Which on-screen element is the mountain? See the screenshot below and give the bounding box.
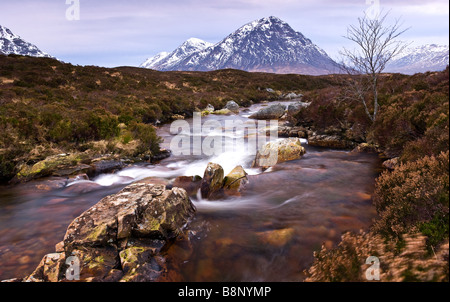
[140,38,213,69]
[0,25,52,58]
[385,44,449,74]
[141,16,340,75]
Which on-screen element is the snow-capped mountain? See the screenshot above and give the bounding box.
[0,25,53,58]
[140,38,213,69]
[386,44,449,74]
[141,16,340,75]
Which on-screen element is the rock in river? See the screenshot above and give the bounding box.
[224,100,240,113]
[249,103,286,120]
[200,162,224,199]
[222,165,249,196]
[24,183,196,282]
[252,138,306,169]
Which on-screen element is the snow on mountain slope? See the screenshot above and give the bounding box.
[140,17,340,75]
[0,25,53,58]
[141,38,213,70]
[385,44,449,74]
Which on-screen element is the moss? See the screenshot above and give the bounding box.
[85,224,109,243]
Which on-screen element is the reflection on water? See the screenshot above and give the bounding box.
[0,101,381,281]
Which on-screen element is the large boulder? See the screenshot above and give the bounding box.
[252,138,306,169]
[222,165,249,196]
[249,103,286,120]
[200,162,224,199]
[64,183,195,248]
[25,183,196,282]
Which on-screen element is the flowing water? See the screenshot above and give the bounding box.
[0,101,381,281]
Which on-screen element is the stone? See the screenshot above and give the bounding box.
[89,160,124,176]
[224,100,240,113]
[222,165,249,196]
[24,183,196,282]
[171,114,185,120]
[352,143,380,153]
[12,153,91,183]
[200,162,224,199]
[249,103,286,120]
[151,149,172,163]
[382,157,399,170]
[25,252,65,282]
[62,182,195,250]
[287,102,308,115]
[55,241,64,253]
[283,92,303,100]
[308,134,355,149]
[252,138,306,169]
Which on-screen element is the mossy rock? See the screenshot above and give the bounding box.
[223,165,249,196]
[253,138,306,169]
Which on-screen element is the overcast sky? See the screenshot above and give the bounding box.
[1,0,448,67]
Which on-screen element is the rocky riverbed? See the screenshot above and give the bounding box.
[0,100,383,282]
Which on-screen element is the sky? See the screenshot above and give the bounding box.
[0,0,449,67]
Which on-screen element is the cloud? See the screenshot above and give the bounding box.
[0,0,447,67]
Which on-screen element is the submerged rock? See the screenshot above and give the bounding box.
[252,138,306,169]
[256,228,295,247]
[249,103,286,120]
[24,183,196,282]
[200,162,224,199]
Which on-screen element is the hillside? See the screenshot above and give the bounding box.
[0,54,338,183]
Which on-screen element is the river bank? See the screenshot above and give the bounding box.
[0,101,382,281]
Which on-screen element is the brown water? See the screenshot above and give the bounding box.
[0,101,381,281]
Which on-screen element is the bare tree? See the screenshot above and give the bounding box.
[340,11,410,122]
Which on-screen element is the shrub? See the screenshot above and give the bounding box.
[372,151,449,246]
[128,122,162,156]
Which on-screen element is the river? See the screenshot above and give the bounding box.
[0,101,381,281]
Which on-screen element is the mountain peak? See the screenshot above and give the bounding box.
[141,17,339,75]
[184,37,211,46]
[140,37,213,69]
[257,16,286,25]
[0,25,18,40]
[0,24,53,58]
